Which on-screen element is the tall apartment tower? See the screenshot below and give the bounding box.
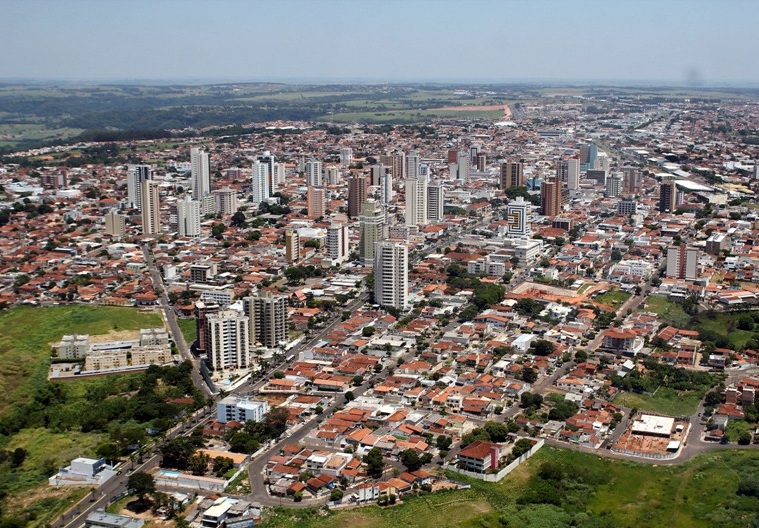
[369,164,384,186]
[359,201,385,266]
[243,292,288,349]
[449,152,470,181]
[666,246,699,280]
[557,158,580,191]
[141,180,161,236]
[191,147,211,203]
[382,171,393,205]
[327,223,350,263]
[326,166,341,186]
[127,165,154,210]
[427,183,444,222]
[500,161,524,190]
[176,195,201,237]
[213,188,238,215]
[476,153,487,172]
[339,147,353,165]
[659,177,678,213]
[405,177,428,226]
[206,309,250,370]
[285,229,300,263]
[251,160,271,205]
[374,241,408,310]
[381,152,405,182]
[104,209,126,238]
[406,154,421,180]
[272,163,287,187]
[605,172,624,198]
[305,159,323,187]
[348,174,368,219]
[505,196,532,238]
[541,178,563,217]
[307,186,325,219]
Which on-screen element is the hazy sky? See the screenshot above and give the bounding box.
[2,0,758,85]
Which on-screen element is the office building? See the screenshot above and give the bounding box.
[557,158,580,191]
[251,160,271,205]
[140,180,161,236]
[659,177,678,213]
[359,200,385,266]
[504,196,532,238]
[606,172,624,198]
[327,223,350,263]
[217,396,269,424]
[541,178,563,217]
[580,143,598,171]
[666,246,699,280]
[126,165,153,210]
[205,309,250,370]
[213,188,238,215]
[176,196,201,237]
[285,229,300,263]
[243,292,288,349]
[104,209,126,238]
[427,183,444,222]
[191,147,211,204]
[585,169,607,185]
[307,186,325,219]
[305,159,323,187]
[405,177,428,226]
[348,174,367,218]
[617,199,638,215]
[500,161,524,190]
[374,241,408,310]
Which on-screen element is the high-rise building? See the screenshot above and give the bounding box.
[382,171,393,205]
[374,241,408,310]
[243,292,288,349]
[504,196,532,238]
[327,223,350,263]
[307,186,325,219]
[476,153,487,172]
[500,161,524,190]
[450,153,470,181]
[213,188,238,216]
[305,159,323,187]
[606,172,624,198]
[339,147,353,165]
[104,209,126,238]
[557,158,580,191]
[369,164,384,186]
[580,143,598,171]
[348,174,367,219]
[205,309,250,369]
[285,229,300,263]
[127,165,153,210]
[141,180,161,236]
[251,160,271,205]
[427,183,444,222]
[191,147,211,203]
[272,163,287,187]
[381,152,405,182]
[405,177,428,226]
[326,166,341,185]
[359,201,384,266]
[666,246,699,280]
[622,167,642,195]
[659,177,678,213]
[541,178,563,217]
[406,154,421,180]
[176,196,201,237]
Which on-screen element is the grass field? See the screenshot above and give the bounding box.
[177,318,197,347]
[691,313,756,350]
[0,305,162,415]
[259,447,759,528]
[643,295,692,327]
[615,387,703,416]
[595,289,631,308]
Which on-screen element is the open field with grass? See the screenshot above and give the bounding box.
[178,318,198,347]
[615,387,704,416]
[643,295,692,327]
[595,288,631,308]
[691,312,756,350]
[260,447,759,528]
[0,305,162,414]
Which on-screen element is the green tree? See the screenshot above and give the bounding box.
[512,438,533,458]
[364,447,385,478]
[400,449,423,472]
[128,472,156,501]
[531,340,555,357]
[521,367,538,384]
[330,488,344,502]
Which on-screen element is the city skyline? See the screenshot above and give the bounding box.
[2,0,759,86]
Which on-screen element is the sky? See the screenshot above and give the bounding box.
[2,0,758,86]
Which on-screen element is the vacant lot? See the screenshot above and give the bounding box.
[0,305,162,414]
[259,447,759,528]
[615,388,704,416]
[644,295,691,327]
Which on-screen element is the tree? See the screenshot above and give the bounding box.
[520,392,543,409]
[362,326,376,337]
[352,375,364,386]
[128,472,156,501]
[400,449,423,472]
[511,438,533,458]
[436,434,452,450]
[484,421,509,442]
[531,340,555,357]
[521,367,538,384]
[10,448,27,468]
[330,488,344,502]
[230,211,246,227]
[345,391,355,402]
[364,447,384,478]
[263,407,290,439]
